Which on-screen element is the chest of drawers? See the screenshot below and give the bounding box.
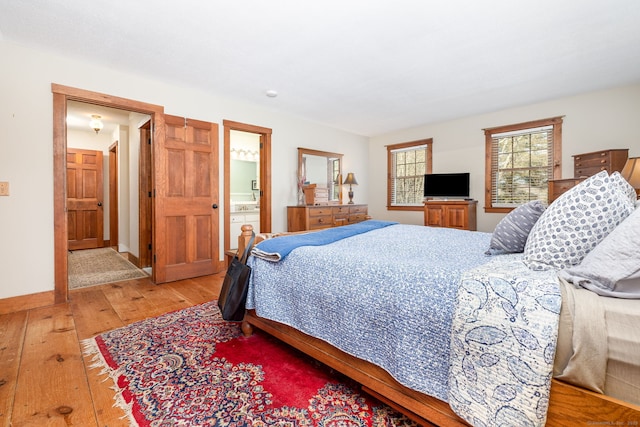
[573,149,628,178]
[549,149,629,202]
[287,204,368,232]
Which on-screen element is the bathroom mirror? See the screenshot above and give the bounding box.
[298,147,343,203]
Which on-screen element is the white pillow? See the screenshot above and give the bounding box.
[523,171,635,270]
[558,206,640,298]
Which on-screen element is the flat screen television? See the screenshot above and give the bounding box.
[423,172,470,198]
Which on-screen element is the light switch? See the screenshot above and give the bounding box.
[0,182,9,196]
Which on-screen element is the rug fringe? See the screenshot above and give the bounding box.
[81,337,140,427]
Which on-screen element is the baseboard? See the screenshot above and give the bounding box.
[0,290,55,315]
[125,251,140,268]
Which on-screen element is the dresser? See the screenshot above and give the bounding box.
[548,178,585,203]
[287,204,368,232]
[423,200,477,231]
[548,148,629,202]
[573,149,628,178]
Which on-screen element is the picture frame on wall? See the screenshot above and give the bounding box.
[251,179,259,190]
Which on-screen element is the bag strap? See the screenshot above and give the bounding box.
[238,231,255,264]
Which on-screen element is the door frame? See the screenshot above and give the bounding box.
[108,141,118,248]
[52,83,164,303]
[138,121,153,270]
[223,120,272,252]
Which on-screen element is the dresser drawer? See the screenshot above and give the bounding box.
[348,214,367,223]
[574,165,609,177]
[349,205,367,214]
[574,156,611,169]
[332,206,350,215]
[308,215,332,228]
[308,207,332,216]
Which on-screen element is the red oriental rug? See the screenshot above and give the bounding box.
[82,301,417,426]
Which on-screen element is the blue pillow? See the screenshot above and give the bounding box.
[486,200,546,255]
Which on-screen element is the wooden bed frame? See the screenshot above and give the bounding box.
[236,225,640,426]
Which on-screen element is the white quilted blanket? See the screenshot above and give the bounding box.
[449,257,561,427]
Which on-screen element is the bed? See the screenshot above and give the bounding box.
[235,171,640,426]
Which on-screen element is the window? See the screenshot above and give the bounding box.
[387,139,433,210]
[484,117,562,213]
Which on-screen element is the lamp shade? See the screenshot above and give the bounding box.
[90,115,104,133]
[343,173,358,185]
[621,157,640,190]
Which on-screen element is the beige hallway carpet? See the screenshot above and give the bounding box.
[68,247,148,289]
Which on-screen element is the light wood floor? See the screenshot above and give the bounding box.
[0,272,225,427]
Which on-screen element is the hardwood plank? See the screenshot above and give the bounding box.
[81,344,129,426]
[0,311,28,424]
[69,286,125,340]
[164,272,224,306]
[100,279,162,323]
[133,280,194,316]
[12,304,96,426]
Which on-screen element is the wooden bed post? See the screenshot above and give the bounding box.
[237,224,254,256]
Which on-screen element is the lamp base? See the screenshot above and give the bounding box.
[348,190,354,204]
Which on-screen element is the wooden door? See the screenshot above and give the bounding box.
[153,115,220,283]
[67,148,104,250]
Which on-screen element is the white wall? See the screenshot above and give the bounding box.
[0,40,368,300]
[369,84,640,232]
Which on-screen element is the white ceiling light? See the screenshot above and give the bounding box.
[90,115,103,133]
[265,89,278,98]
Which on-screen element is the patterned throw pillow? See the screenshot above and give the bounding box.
[523,171,635,270]
[485,200,546,255]
[610,171,638,204]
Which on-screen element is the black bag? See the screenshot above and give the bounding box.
[218,231,255,321]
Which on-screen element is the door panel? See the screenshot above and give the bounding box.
[67,148,104,250]
[154,115,219,283]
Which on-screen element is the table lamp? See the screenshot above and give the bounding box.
[621,157,640,198]
[343,173,358,204]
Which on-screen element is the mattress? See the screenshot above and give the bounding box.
[554,278,640,406]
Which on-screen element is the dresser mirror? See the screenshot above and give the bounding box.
[298,147,343,203]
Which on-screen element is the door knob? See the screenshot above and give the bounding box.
[212,204,218,209]
[97,202,102,206]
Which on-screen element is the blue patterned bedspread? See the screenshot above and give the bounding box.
[246,224,494,401]
[449,257,561,427]
[245,223,560,426]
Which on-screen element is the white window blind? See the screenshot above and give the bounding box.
[490,125,553,207]
[391,144,427,206]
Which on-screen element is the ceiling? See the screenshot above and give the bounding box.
[66,101,135,135]
[2,1,640,137]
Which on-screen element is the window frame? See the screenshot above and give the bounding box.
[484,117,563,213]
[386,138,433,211]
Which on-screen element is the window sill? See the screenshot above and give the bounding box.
[387,205,424,211]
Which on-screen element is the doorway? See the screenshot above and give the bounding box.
[223,120,272,253]
[52,84,164,303]
[65,100,151,280]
